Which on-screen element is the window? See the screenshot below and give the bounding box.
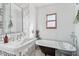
[46,13,57,29]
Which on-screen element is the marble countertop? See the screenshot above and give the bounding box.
[0,38,36,54]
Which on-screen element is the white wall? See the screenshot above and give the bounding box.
[29,4,36,38]
[74,4,79,55]
[23,8,29,38]
[0,4,3,34]
[21,4,37,39]
[37,3,75,43]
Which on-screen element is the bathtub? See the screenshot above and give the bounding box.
[0,37,36,56]
[36,39,77,55]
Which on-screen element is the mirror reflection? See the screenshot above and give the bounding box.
[4,3,23,34]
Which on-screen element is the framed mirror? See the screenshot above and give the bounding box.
[4,3,23,34]
[10,4,23,33]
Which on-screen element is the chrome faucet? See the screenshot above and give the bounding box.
[17,34,22,40]
[17,33,26,40]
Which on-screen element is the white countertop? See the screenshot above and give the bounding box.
[36,39,76,52]
[0,38,36,54]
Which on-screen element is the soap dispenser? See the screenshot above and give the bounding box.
[4,33,8,43]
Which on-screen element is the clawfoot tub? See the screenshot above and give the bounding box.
[36,39,77,56]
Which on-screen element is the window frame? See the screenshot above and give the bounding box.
[46,13,57,29]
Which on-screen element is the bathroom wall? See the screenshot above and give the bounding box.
[0,4,4,34]
[74,4,79,55]
[0,3,3,21]
[23,4,37,38]
[37,3,75,43]
[23,6,29,38]
[28,4,36,38]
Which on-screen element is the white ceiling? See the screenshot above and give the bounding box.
[33,3,52,7]
[15,3,52,9]
[15,3,29,8]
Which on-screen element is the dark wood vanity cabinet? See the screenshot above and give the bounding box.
[39,46,55,56]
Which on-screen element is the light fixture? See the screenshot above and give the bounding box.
[74,10,79,24]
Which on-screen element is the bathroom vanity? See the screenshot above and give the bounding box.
[0,38,36,56]
[36,39,77,56]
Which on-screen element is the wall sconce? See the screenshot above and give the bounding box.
[8,20,13,33]
[74,10,79,24]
